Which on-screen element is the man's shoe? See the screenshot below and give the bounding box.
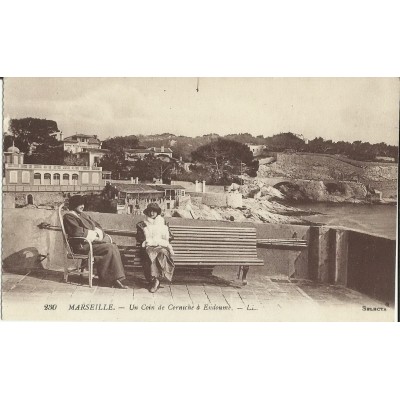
[149,278,160,293]
[113,279,129,289]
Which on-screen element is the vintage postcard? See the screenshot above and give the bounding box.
[1,77,398,321]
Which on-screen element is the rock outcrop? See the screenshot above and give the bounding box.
[172,195,310,225]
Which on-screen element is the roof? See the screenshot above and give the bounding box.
[112,183,163,194]
[80,148,109,153]
[152,184,185,190]
[125,149,150,154]
[63,134,101,145]
[6,146,20,153]
[125,147,173,154]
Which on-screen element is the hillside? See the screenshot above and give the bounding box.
[257,153,398,198]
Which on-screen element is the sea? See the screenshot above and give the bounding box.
[296,202,398,240]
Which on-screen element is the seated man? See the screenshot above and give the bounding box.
[63,195,129,289]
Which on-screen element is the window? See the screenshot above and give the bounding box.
[22,171,30,183]
[82,172,89,184]
[44,173,51,185]
[72,174,78,184]
[13,155,18,164]
[62,173,70,185]
[9,171,18,183]
[34,173,41,185]
[92,173,99,184]
[53,173,60,184]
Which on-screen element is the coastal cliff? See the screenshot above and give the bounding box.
[256,152,398,202]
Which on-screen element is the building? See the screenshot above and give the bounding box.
[49,131,64,141]
[3,146,106,208]
[76,148,110,166]
[245,143,265,156]
[104,181,186,214]
[375,156,396,162]
[62,133,110,167]
[63,134,102,154]
[124,146,173,162]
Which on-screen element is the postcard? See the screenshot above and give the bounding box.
[1,77,398,321]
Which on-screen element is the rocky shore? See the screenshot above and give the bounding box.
[167,175,397,225]
[170,198,313,225]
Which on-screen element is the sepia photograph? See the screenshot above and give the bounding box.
[1,77,398,321]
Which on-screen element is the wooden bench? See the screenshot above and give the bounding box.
[114,224,264,285]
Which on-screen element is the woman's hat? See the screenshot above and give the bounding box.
[68,195,85,210]
[143,202,162,216]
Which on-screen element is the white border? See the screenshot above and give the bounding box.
[1,1,399,399]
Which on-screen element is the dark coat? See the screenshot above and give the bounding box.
[63,211,102,239]
[63,212,125,283]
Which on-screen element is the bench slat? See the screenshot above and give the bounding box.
[116,225,264,282]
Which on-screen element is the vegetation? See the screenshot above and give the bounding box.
[127,155,175,183]
[191,138,258,184]
[5,118,66,164]
[102,135,140,152]
[4,117,397,185]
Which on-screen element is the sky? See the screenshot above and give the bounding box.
[3,77,399,145]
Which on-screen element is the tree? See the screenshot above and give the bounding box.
[128,155,174,183]
[102,135,140,152]
[5,117,66,165]
[99,135,141,178]
[64,153,87,166]
[98,152,129,179]
[265,132,306,152]
[25,144,66,165]
[191,138,255,183]
[8,118,59,154]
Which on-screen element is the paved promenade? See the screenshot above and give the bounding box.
[1,266,394,321]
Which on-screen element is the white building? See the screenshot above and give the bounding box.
[245,143,265,156]
[3,145,105,208]
[124,146,173,162]
[63,134,102,154]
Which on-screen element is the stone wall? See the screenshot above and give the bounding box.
[199,192,243,207]
[2,209,395,304]
[15,192,66,207]
[363,165,398,181]
[3,191,103,209]
[226,192,243,207]
[275,153,398,181]
[201,193,227,207]
[308,226,396,304]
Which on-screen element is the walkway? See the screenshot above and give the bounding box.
[1,266,393,321]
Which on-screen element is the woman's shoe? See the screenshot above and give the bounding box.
[149,278,160,293]
[113,279,129,289]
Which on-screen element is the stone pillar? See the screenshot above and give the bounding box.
[202,180,206,193]
[308,226,331,282]
[195,180,199,192]
[308,226,349,285]
[330,228,349,286]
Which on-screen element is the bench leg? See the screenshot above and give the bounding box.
[237,266,249,286]
[88,253,94,288]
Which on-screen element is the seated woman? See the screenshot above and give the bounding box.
[63,195,129,289]
[136,203,175,293]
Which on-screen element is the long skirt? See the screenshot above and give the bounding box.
[73,242,126,283]
[142,246,175,283]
